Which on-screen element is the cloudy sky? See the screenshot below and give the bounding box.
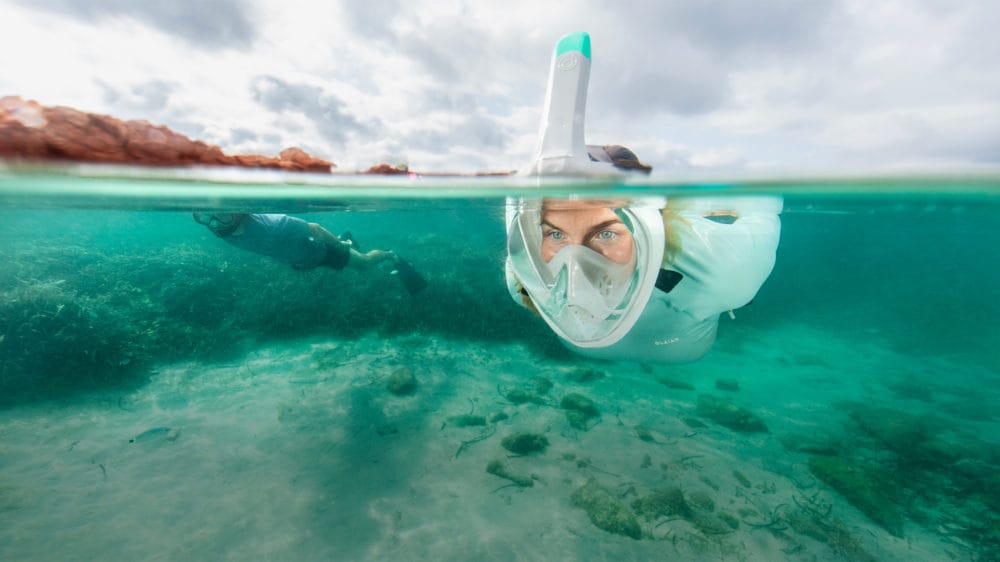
[1,0,998,174]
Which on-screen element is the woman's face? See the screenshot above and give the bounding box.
[540,201,635,264]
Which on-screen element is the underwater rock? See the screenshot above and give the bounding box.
[488,411,509,424]
[128,426,180,444]
[634,425,655,443]
[571,480,642,539]
[561,393,600,431]
[532,376,554,394]
[715,378,740,392]
[446,414,487,428]
[732,470,752,489]
[632,487,739,536]
[696,394,769,433]
[808,455,904,537]
[656,375,694,390]
[0,96,334,172]
[486,460,534,487]
[682,417,707,429]
[504,388,547,405]
[565,411,591,431]
[691,513,736,535]
[687,490,716,513]
[717,511,740,530]
[386,366,418,395]
[375,424,398,436]
[561,393,599,416]
[501,432,549,455]
[841,402,955,468]
[631,487,692,520]
[786,503,877,562]
[565,368,605,383]
[779,433,842,456]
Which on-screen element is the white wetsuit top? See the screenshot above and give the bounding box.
[505,196,782,363]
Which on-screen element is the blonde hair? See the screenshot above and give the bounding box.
[661,206,686,266]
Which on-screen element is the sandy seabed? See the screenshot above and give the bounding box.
[0,322,996,561]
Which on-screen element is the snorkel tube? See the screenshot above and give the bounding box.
[520,32,620,176]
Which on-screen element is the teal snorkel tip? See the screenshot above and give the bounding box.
[556,31,591,60]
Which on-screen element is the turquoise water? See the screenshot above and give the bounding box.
[1,167,999,561]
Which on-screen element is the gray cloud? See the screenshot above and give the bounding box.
[592,46,729,116]
[97,79,176,113]
[337,2,514,87]
[404,112,510,154]
[337,0,401,42]
[15,0,257,48]
[585,0,842,117]
[94,78,207,140]
[868,117,1000,166]
[654,0,841,58]
[399,35,462,83]
[250,76,378,147]
[228,127,260,145]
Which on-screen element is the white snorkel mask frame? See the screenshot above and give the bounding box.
[507,198,665,347]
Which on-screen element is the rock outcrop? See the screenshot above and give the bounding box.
[0,96,334,172]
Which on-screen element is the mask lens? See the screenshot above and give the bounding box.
[209,215,234,228]
[506,199,665,347]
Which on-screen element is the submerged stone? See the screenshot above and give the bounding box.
[631,487,691,520]
[696,394,768,433]
[779,433,843,456]
[841,402,955,469]
[561,393,600,430]
[386,366,417,395]
[656,376,694,390]
[717,511,740,530]
[732,470,752,489]
[561,393,600,417]
[692,513,736,535]
[687,490,716,513]
[501,432,549,455]
[682,417,707,429]
[532,376,553,394]
[786,504,877,562]
[488,411,509,424]
[571,480,642,539]
[128,426,179,444]
[565,368,605,383]
[808,455,904,537]
[447,414,487,427]
[634,425,655,443]
[715,378,740,392]
[486,460,533,487]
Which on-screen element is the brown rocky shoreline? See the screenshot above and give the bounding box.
[1,95,336,173]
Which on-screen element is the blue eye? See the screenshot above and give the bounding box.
[548,230,565,240]
[597,230,616,240]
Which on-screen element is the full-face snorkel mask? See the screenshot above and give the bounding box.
[507,198,665,347]
[193,212,244,237]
